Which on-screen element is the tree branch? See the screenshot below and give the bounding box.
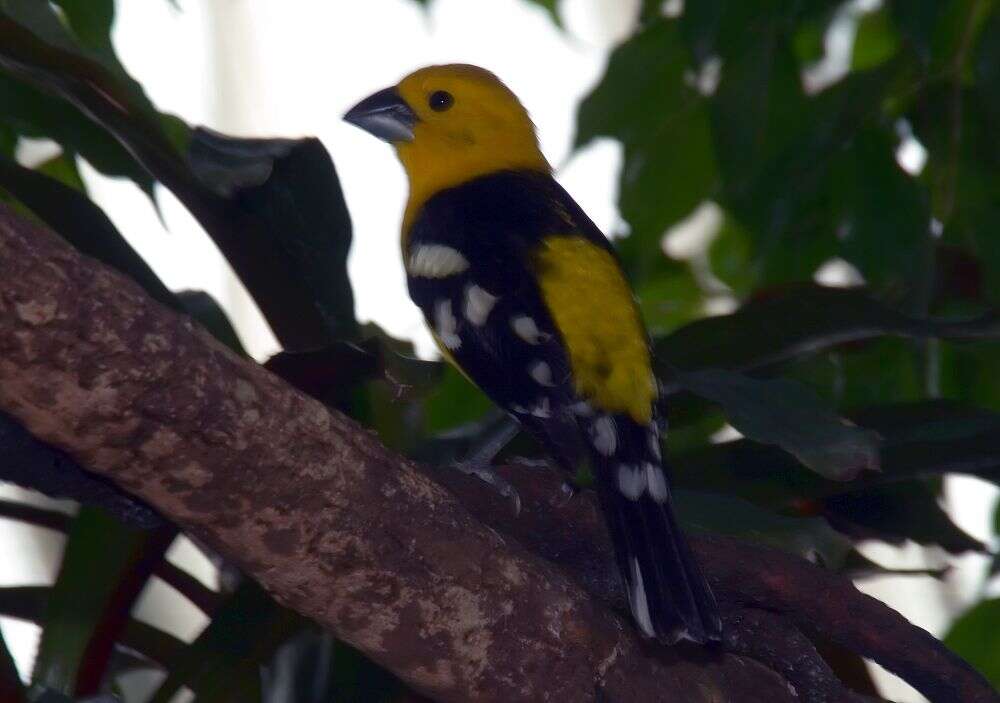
[0,203,993,702]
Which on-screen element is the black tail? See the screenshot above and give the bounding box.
[589,417,721,644]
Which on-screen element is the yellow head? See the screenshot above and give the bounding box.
[345,64,551,231]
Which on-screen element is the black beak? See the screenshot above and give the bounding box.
[344,87,417,143]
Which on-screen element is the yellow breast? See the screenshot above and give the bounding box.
[533,236,656,423]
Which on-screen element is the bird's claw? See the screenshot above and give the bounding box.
[550,480,578,508]
[450,460,522,516]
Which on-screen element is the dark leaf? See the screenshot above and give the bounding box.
[654,283,1000,374]
[31,508,174,695]
[48,0,116,62]
[0,154,178,311]
[890,0,993,73]
[674,490,852,568]
[827,128,931,296]
[0,626,24,703]
[264,629,406,703]
[0,15,355,350]
[176,290,248,356]
[148,580,300,703]
[0,124,15,156]
[991,501,1000,577]
[975,8,1000,120]
[673,369,880,480]
[189,128,357,345]
[943,598,1000,689]
[0,411,164,529]
[675,399,1000,511]
[0,586,187,669]
[824,481,986,554]
[838,550,949,580]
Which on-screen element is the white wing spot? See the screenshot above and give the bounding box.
[570,400,594,417]
[464,284,498,326]
[408,244,469,278]
[511,315,549,344]
[617,463,646,500]
[528,360,554,387]
[628,557,656,638]
[648,431,662,460]
[645,462,668,502]
[434,299,461,350]
[590,416,617,456]
[530,397,551,418]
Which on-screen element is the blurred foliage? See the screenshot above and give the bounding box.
[944,597,1000,690]
[0,0,998,700]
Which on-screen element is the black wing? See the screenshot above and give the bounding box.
[404,170,605,466]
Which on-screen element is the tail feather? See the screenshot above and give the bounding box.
[589,415,721,645]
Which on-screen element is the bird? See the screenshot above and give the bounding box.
[344,64,722,645]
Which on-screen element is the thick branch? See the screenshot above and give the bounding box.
[0,204,992,703]
[0,205,797,701]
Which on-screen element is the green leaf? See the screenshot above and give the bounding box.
[34,151,85,192]
[0,3,169,195]
[149,580,300,703]
[975,8,1000,120]
[49,0,116,61]
[708,31,809,205]
[673,369,881,480]
[654,283,1000,374]
[423,366,493,434]
[944,598,1000,690]
[630,253,703,336]
[852,8,902,71]
[674,490,853,568]
[890,0,994,74]
[577,19,715,253]
[827,128,931,295]
[576,19,692,149]
[31,508,174,695]
[0,124,15,156]
[0,626,24,703]
[0,76,155,193]
[793,16,827,66]
[619,102,717,252]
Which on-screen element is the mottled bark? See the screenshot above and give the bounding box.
[0,204,993,703]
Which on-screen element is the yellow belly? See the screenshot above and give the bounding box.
[533,236,655,423]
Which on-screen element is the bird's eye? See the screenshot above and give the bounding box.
[429,90,454,112]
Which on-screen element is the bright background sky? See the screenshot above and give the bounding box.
[2,2,997,701]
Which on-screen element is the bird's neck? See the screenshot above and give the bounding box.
[398,144,550,245]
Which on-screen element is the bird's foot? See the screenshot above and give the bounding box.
[510,456,550,469]
[551,480,579,508]
[449,459,521,516]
